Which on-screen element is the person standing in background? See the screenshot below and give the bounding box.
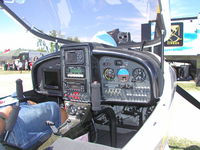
[18,61,22,73]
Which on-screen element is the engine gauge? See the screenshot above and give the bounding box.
[103,68,115,80]
[132,68,146,82]
[118,68,129,82]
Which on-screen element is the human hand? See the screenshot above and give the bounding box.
[60,108,68,124]
[0,106,13,134]
[27,100,37,105]
[0,106,13,119]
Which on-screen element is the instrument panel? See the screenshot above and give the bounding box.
[32,43,164,106]
[99,56,152,104]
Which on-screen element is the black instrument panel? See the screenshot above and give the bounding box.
[32,43,164,106]
[99,56,151,104]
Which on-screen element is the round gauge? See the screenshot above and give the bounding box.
[103,68,115,80]
[117,68,129,82]
[132,68,146,82]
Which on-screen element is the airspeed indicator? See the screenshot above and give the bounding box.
[103,68,115,80]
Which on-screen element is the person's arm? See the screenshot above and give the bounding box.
[0,106,13,135]
[60,108,68,124]
[0,115,6,135]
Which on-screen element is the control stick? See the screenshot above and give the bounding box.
[91,81,101,111]
[16,79,24,101]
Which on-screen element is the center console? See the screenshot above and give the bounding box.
[61,44,92,126]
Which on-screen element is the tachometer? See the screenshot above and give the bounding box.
[103,68,115,80]
[132,68,146,82]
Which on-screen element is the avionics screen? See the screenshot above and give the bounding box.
[65,50,84,65]
[44,70,60,90]
[67,52,77,63]
[66,66,85,78]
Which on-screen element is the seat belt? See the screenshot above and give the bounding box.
[176,85,200,110]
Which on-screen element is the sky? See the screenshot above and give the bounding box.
[0,0,200,52]
[0,10,38,51]
[170,0,200,18]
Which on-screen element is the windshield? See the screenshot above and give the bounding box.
[4,0,159,42]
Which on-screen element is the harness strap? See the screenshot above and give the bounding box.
[176,85,200,110]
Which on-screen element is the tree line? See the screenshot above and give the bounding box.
[37,30,80,53]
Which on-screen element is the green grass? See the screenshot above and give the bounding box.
[177,82,200,91]
[169,137,200,150]
[0,69,31,75]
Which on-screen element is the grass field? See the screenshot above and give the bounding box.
[169,137,200,150]
[177,82,200,91]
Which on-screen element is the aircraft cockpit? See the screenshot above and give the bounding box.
[0,0,178,149]
[29,40,165,147]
